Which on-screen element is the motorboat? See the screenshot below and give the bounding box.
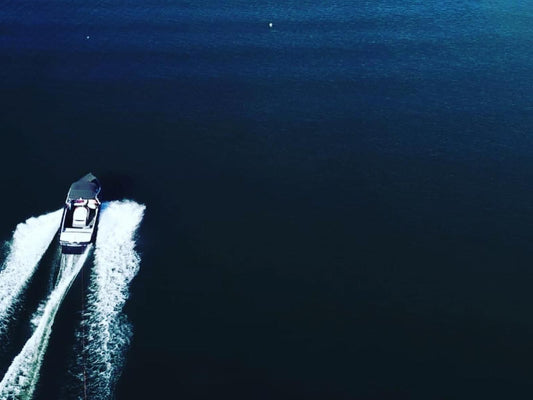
[59,173,101,253]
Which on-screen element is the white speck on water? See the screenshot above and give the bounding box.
[268,22,273,28]
[86,35,90,39]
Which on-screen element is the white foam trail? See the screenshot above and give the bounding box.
[29,302,46,332]
[0,249,91,399]
[0,209,63,335]
[76,200,145,399]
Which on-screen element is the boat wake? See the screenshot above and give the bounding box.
[0,210,63,338]
[73,200,145,399]
[0,249,91,399]
[0,200,145,399]
[64,201,145,399]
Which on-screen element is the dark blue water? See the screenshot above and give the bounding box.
[1,1,533,398]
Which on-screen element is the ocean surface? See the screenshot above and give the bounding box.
[1,1,533,398]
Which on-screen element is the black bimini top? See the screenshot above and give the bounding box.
[67,173,101,200]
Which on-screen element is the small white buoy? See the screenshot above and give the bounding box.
[86,35,90,39]
[268,22,273,28]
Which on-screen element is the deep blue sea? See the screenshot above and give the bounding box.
[1,1,533,398]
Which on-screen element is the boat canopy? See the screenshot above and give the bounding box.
[67,173,101,200]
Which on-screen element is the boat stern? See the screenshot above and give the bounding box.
[59,229,94,254]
